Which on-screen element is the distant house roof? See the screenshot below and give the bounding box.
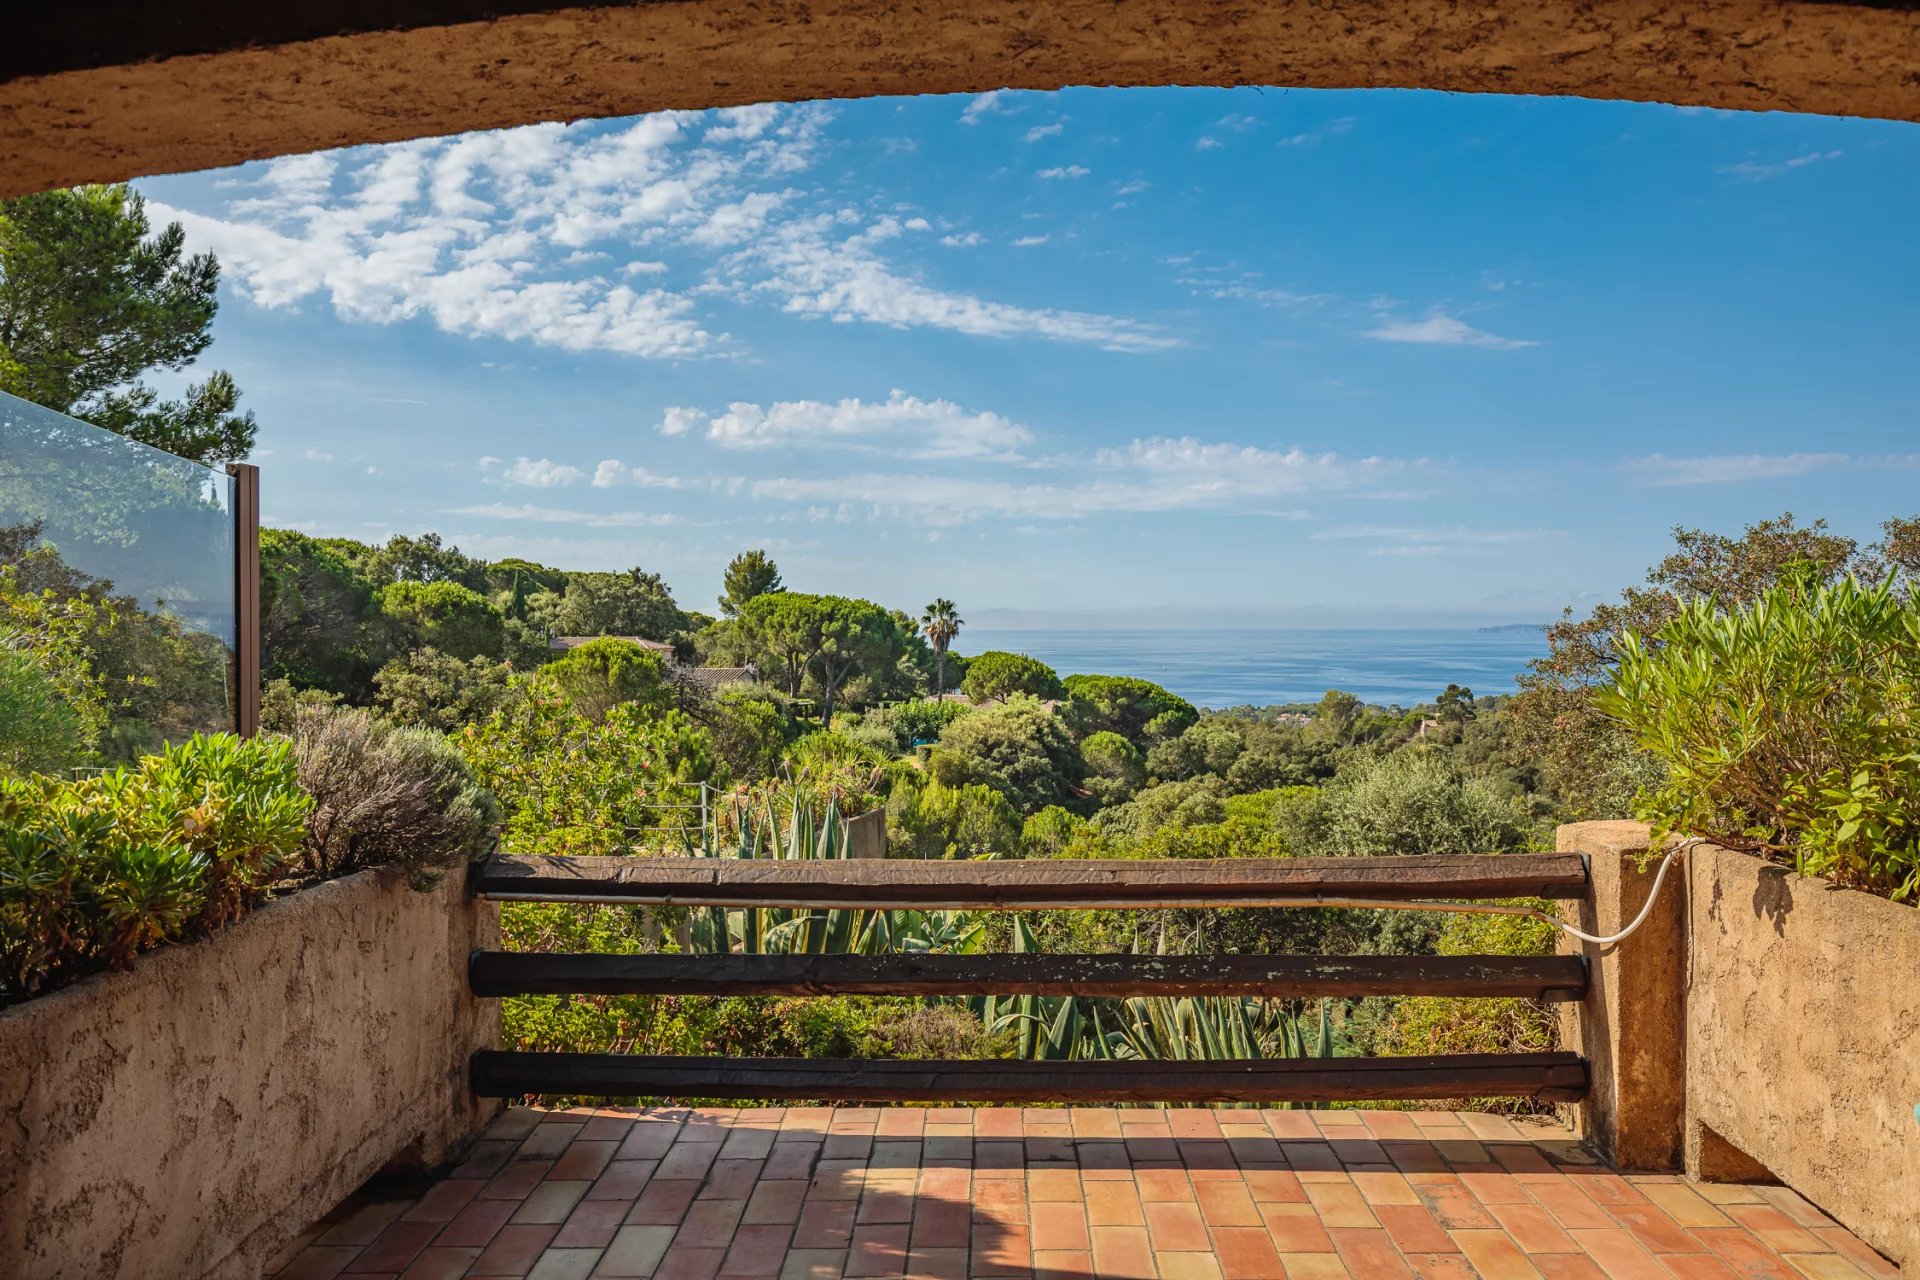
[549,635,676,655]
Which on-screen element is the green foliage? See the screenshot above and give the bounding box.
[1061,674,1197,744]
[929,697,1083,815]
[734,592,905,724]
[960,650,1064,703]
[0,649,90,777]
[1080,730,1145,806]
[920,599,964,696]
[855,698,973,752]
[888,775,1023,859]
[0,562,107,775]
[458,676,717,856]
[1146,719,1245,782]
[1277,751,1536,860]
[1021,805,1086,857]
[0,733,308,998]
[1597,575,1920,901]
[719,549,783,618]
[378,579,504,662]
[541,567,685,642]
[290,705,500,889]
[702,685,800,784]
[544,637,672,722]
[0,185,257,464]
[780,730,891,815]
[372,648,515,732]
[261,529,388,697]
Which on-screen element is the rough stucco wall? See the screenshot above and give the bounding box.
[0,870,502,1280]
[1687,844,1920,1269]
[1,0,1917,198]
[1555,821,1688,1171]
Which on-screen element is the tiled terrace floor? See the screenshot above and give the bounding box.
[269,1106,1899,1280]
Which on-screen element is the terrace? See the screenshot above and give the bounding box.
[3,5,1917,1280]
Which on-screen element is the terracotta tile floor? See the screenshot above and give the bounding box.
[268,1106,1900,1280]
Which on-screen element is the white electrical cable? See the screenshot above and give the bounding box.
[1544,838,1696,945]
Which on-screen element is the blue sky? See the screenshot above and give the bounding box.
[137,87,1918,626]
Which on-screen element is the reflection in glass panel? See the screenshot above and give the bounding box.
[0,390,237,763]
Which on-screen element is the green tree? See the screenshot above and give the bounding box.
[1080,730,1145,806]
[378,580,504,661]
[0,185,256,464]
[543,637,674,722]
[719,549,783,618]
[260,529,387,698]
[1060,674,1197,744]
[737,592,904,724]
[920,598,964,697]
[1436,683,1476,724]
[1510,513,1869,819]
[371,648,515,732]
[961,650,1064,704]
[1309,689,1364,745]
[541,568,684,641]
[929,697,1083,814]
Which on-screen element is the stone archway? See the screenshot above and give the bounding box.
[2,0,1917,198]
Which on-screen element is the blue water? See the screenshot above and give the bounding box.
[957,628,1550,710]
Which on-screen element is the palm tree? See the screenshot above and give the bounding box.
[920,598,963,697]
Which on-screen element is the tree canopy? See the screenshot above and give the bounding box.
[735,592,903,724]
[719,550,783,618]
[1060,673,1197,744]
[960,650,1064,704]
[0,185,256,465]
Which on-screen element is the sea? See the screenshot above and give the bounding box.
[956,628,1551,710]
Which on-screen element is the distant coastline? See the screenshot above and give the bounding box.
[1476,622,1548,634]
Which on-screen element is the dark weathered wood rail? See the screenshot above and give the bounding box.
[468,950,1589,1002]
[471,853,1587,908]
[469,1051,1590,1103]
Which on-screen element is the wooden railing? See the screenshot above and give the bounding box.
[466,852,1591,1105]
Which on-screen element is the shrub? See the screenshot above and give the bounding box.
[855,699,973,752]
[1145,719,1245,782]
[1276,751,1536,860]
[1021,805,1086,857]
[292,705,500,888]
[0,733,309,998]
[1596,575,1920,901]
[782,730,890,815]
[704,685,799,783]
[960,651,1065,703]
[1080,730,1144,806]
[887,776,1022,859]
[372,647,516,731]
[543,637,673,722]
[459,678,716,856]
[929,697,1083,814]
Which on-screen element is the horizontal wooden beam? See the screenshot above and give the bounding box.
[471,853,1588,908]
[469,1051,1590,1103]
[468,951,1588,1002]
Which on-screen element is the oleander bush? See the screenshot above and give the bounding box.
[291,704,501,889]
[0,733,309,999]
[1597,574,1920,901]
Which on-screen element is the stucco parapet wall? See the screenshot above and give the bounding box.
[2,0,1919,199]
[0,868,502,1280]
[1685,843,1920,1270]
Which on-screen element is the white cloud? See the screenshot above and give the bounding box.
[959,91,1008,125]
[1720,150,1843,183]
[941,232,985,248]
[1195,137,1225,152]
[303,448,335,462]
[592,459,684,488]
[154,103,1166,359]
[1622,452,1854,486]
[748,437,1408,524]
[1276,117,1358,148]
[495,456,585,488]
[718,213,1177,352]
[1363,313,1538,350]
[659,391,1033,460]
[1024,124,1064,142]
[1012,235,1051,248]
[445,502,682,527]
[1114,180,1150,196]
[1037,166,1091,180]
